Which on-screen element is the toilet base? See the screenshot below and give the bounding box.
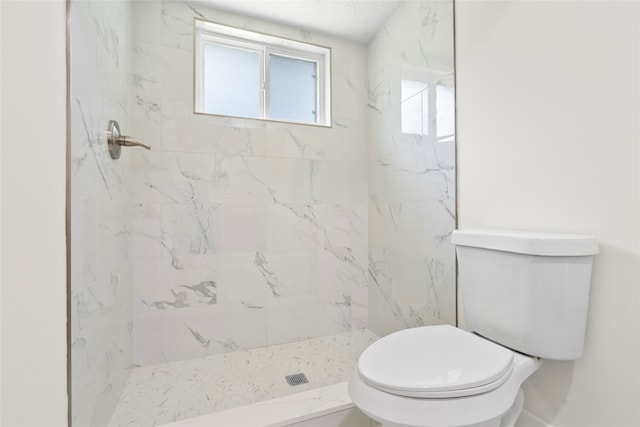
[379,417,502,427]
[349,352,541,427]
[382,419,501,427]
[376,389,525,427]
[499,389,525,427]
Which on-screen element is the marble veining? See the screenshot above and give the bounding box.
[367,0,456,337]
[108,329,378,427]
[70,0,134,426]
[142,280,217,309]
[130,0,370,366]
[72,1,455,426]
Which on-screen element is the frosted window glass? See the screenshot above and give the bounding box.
[203,43,260,118]
[269,54,317,123]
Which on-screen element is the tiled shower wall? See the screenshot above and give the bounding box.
[69,1,455,424]
[69,1,134,426]
[129,1,370,365]
[367,1,457,336]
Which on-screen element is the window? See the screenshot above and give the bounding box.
[195,19,331,126]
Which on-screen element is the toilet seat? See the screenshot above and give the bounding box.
[357,325,515,398]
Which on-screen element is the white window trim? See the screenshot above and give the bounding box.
[194,19,331,127]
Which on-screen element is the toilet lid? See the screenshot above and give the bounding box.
[357,325,515,398]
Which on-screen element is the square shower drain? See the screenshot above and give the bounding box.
[285,373,309,386]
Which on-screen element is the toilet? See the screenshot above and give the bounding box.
[349,229,599,427]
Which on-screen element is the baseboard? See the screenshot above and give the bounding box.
[517,410,554,427]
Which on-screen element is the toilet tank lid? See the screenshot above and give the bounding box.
[452,229,599,256]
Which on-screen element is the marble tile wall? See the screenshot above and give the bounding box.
[69,2,455,424]
[367,1,457,336]
[69,1,134,426]
[130,1,369,366]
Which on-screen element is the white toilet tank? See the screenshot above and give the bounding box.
[452,229,599,360]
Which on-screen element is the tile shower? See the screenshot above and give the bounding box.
[69,1,455,426]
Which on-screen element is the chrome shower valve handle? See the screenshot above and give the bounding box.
[107,120,150,159]
[118,135,151,150]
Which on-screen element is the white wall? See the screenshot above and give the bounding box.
[455,1,640,426]
[0,1,68,426]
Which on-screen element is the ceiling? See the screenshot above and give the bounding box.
[200,1,403,44]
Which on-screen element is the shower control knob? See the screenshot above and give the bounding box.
[107,120,150,159]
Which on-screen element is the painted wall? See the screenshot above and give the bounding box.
[455,1,640,426]
[69,1,134,425]
[0,1,68,426]
[130,1,369,365]
[367,1,456,336]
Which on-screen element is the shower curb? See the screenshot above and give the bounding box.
[158,382,355,427]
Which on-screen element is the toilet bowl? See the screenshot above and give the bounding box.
[348,325,542,427]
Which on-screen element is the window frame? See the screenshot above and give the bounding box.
[194,19,331,127]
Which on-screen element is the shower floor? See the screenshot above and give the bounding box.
[107,329,378,427]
